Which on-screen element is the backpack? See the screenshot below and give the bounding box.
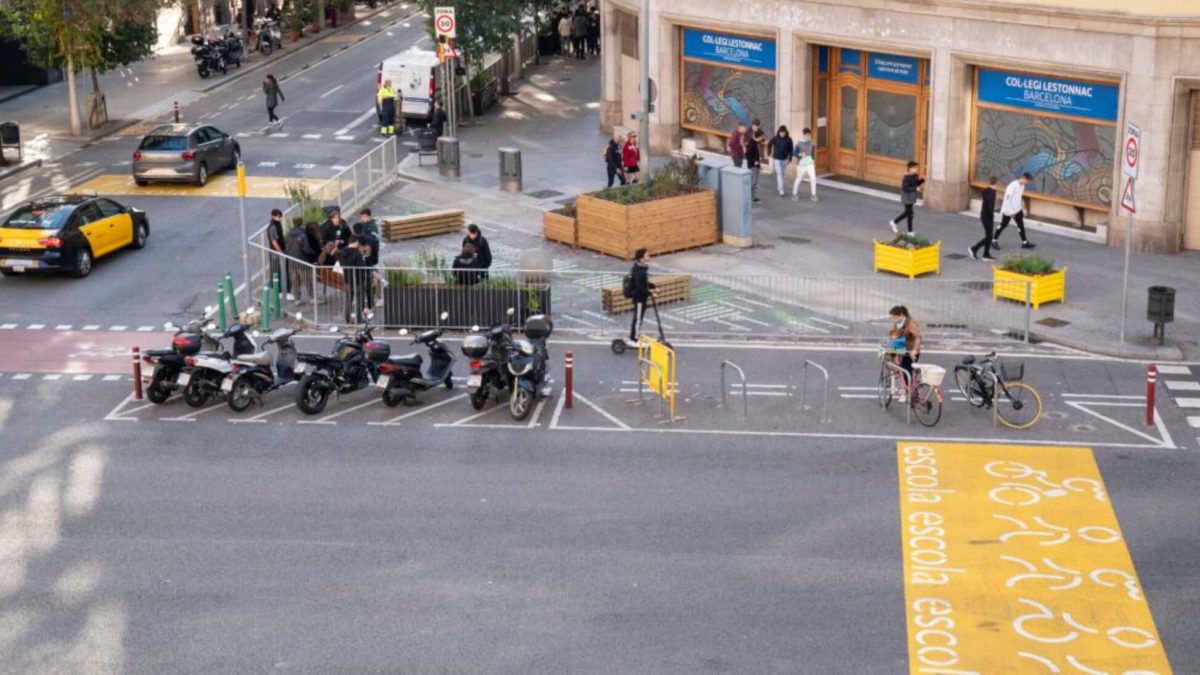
[622,273,634,299]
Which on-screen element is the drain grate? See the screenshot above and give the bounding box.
[779,236,811,244]
[1036,317,1070,328]
[945,253,968,260]
[525,189,564,199]
[960,281,990,291]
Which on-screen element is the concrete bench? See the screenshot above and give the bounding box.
[380,210,465,241]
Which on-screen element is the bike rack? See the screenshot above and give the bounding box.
[990,370,1002,428]
[801,360,830,424]
[720,360,748,417]
[882,361,913,424]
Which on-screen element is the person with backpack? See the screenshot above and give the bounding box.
[605,131,626,187]
[625,248,658,343]
[766,126,794,197]
[889,161,925,234]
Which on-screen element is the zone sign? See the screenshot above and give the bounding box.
[434,7,456,39]
[1123,122,1140,180]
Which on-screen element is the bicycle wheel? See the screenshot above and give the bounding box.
[996,382,1043,430]
[954,366,981,406]
[911,383,943,427]
[878,364,893,410]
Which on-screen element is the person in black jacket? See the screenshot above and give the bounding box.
[452,243,483,286]
[463,224,491,280]
[266,209,286,293]
[969,176,998,261]
[338,237,369,323]
[766,126,794,197]
[889,161,925,234]
[628,248,658,342]
[605,132,626,187]
[430,100,448,138]
[746,129,764,203]
[320,210,353,250]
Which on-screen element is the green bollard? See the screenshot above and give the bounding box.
[272,271,282,320]
[216,285,228,332]
[260,285,271,331]
[224,273,239,321]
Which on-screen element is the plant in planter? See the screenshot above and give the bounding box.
[469,71,498,115]
[283,180,326,226]
[543,202,577,247]
[283,2,306,40]
[993,254,1066,309]
[873,232,940,279]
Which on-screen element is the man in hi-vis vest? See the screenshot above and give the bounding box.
[377,79,397,136]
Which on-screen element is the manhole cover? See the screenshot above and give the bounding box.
[1036,317,1070,328]
[779,236,811,244]
[945,253,968,260]
[960,281,990,291]
[1044,411,1069,420]
[1070,424,1097,433]
[525,189,564,199]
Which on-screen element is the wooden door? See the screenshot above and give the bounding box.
[1185,94,1200,250]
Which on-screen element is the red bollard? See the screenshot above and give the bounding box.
[565,351,574,410]
[132,346,144,401]
[173,100,180,123]
[1146,364,1157,427]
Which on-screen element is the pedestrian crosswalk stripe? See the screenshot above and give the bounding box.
[103,375,123,382]
[136,326,155,332]
[258,161,279,167]
[55,324,72,330]
[294,163,316,170]
[73,374,92,381]
[335,135,356,141]
[12,374,30,380]
[1154,365,1191,375]
[83,325,100,331]
[1187,416,1200,428]
[28,324,44,330]
[269,132,289,138]
[109,325,127,331]
[0,323,16,330]
[1164,380,1200,391]
[1174,398,1200,408]
[331,165,349,171]
[303,134,322,139]
[43,374,62,381]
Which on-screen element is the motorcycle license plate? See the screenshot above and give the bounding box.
[221,377,234,393]
[375,374,391,390]
[177,372,191,387]
[467,374,482,389]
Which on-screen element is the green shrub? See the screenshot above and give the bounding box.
[476,275,519,290]
[385,269,423,288]
[884,233,933,250]
[590,156,703,205]
[1001,254,1057,276]
[557,202,577,218]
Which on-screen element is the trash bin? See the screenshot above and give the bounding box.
[415,128,437,153]
[437,136,460,178]
[0,121,20,162]
[498,147,522,194]
[1148,285,1175,345]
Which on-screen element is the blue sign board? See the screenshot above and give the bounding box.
[977,68,1119,122]
[868,53,919,85]
[682,29,776,71]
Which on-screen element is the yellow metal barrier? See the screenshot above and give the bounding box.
[637,335,680,422]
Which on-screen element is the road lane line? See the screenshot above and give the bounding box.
[319,84,345,98]
[296,398,380,425]
[335,108,378,136]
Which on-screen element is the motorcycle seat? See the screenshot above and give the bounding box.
[388,354,423,368]
[236,352,272,367]
[144,349,174,358]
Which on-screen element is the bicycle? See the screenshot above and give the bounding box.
[878,346,943,427]
[953,352,1043,430]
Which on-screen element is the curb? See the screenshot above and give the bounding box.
[0,159,43,186]
[0,85,40,106]
[1030,330,1184,362]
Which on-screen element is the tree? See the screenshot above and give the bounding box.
[416,0,526,119]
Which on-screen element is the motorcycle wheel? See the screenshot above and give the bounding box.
[147,370,171,404]
[184,378,210,408]
[261,41,273,57]
[296,374,329,415]
[198,65,210,78]
[469,389,488,410]
[510,388,533,421]
[382,388,405,407]
[227,377,257,412]
[444,373,454,390]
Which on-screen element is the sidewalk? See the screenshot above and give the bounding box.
[399,54,1200,361]
[0,4,401,169]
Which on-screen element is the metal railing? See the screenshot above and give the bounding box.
[720,360,748,417]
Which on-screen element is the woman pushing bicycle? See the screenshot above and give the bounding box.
[887,306,922,391]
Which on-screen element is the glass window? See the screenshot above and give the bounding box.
[816,77,828,147]
[2,202,74,230]
[72,203,102,226]
[95,199,124,218]
[866,90,916,160]
[138,135,188,151]
[839,86,858,150]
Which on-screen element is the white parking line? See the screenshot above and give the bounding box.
[229,402,296,424]
[161,402,227,422]
[12,374,31,380]
[1164,380,1200,391]
[367,393,467,427]
[1155,365,1192,375]
[296,398,380,425]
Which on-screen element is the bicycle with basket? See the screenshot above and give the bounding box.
[877,338,944,427]
[953,352,1043,430]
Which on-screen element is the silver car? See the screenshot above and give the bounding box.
[132,124,241,187]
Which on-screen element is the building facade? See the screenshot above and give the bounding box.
[599,0,1200,252]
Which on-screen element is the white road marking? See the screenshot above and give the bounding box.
[526,399,548,428]
[83,325,100,331]
[1060,393,1145,400]
[296,398,380,425]
[1175,398,1200,408]
[302,134,322,140]
[12,374,31,380]
[1064,400,1175,448]
[1154,365,1192,375]
[0,324,16,329]
[109,325,127,331]
[367,393,467,427]
[75,161,99,167]
[229,402,296,424]
[335,107,378,136]
[1187,416,1200,428]
[573,393,630,429]
[161,402,227,422]
[28,324,45,330]
[73,374,92,381]
[136,326,154,332]
[440,403,506,427]
[294,163,316,170]
[258,161,279,167]
[269,132,289,138]
[103,375,123,382]
[319,84,345,98]
[335,135,355,141]
[43,374,62,381]
[1164,380,1200,391]
[809,316,852,329]
[55,324,73,330]
[330,165,350,171]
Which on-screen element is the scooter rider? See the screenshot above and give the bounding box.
[628,248,657,343]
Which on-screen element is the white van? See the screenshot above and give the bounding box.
[376,48,441,121]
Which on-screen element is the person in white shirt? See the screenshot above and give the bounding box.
[993,172,1036,250]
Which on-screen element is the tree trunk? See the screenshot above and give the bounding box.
[89,68,102,130]
[463,58,475,123]
[314,0,324,31]
[66,50,81,137]
[499,47,511,97]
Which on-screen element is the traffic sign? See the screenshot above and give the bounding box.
[1123,122,1141,180]
[1120,175,1136,214]
[434,6,456,39]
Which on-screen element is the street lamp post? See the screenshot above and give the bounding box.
[638,0,650,166]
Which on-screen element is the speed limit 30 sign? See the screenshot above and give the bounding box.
[434,6,456,39]
[1123,122,1140,180]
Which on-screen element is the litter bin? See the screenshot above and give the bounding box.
[0,121,20,162]
[437,136,460,178]
[1148,285,1175,344]
[498,147,522,194]
[415,127,437,153]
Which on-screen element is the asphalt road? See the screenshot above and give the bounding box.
[0,340,1197,672]
[0,9,427,328]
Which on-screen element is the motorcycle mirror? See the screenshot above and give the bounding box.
[164,321,175,331]
[439,311,449,321]
[506,308,515,316]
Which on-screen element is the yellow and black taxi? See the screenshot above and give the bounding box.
[0,195,149,278]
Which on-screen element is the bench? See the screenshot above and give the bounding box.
[601,274,692,314]
[379,209,466,241]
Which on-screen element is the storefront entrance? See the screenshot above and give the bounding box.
[813,47,930,188]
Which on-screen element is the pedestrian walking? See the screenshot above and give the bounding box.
[889,161,925,234]
[994,172,1036,249]
[605,131,626,187]
[766,126,794,197]
[558,13,573,57]
[746,129,764,203]
[266,209,286,294]
[430,100,448,138]
[728,122,747,168]
[452,242,483,286]
[463,224,492,272]
[968,176,999,261]
[791,128,818,202]
[286,217,315,305]
[358,208,379,238]
[262,74,284,125]
[572,9,589,59]
[627,248,657,343]
[587,8,601,55]
[750,119,765,158]
[623,132,641,184]
[377,79,397,136]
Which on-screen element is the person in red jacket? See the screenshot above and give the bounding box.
[623,132,642,184]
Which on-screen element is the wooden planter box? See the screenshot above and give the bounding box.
[576,189,718,260]
[543,209,577,247]
[873,240,940,279]
[601,274,692,314]
[383,285,551,328]
[993,266,1067,309]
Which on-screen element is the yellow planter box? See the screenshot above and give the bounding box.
[873,240,941,278]
[992,266,1067,309]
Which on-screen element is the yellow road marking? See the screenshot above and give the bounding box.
[897,442,1171,674]
[66,174,326,199]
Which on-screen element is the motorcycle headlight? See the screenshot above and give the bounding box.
[508,362,532,376]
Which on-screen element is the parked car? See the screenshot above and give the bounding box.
[132,123,241,187]
[0,194,149,278]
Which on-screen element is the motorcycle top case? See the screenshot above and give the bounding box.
[461,335,490,359]
[364,340,391,364]
[190,35,206,46]
[172,333,203,356]
[523,315,552,340]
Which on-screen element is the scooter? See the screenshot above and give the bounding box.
[462,312,515,410]
[612,293,670,354]
[180,321,258,407]
[507,314,553,421]
[217,32,244,69]
[372,327,455,407]
[222,327,300,411]
[252,18,282,56]
[142,312,223,404]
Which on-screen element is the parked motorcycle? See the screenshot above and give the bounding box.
[191,35,225,78]
[217,32,244,69]
[371,327,455,407]
[142,312,223,404]
[222,327,300,411]
[253,18,282,56]
[180,321,258,407]
[462,313,514,410]
[294,319,378,415]
[506,314,554,420]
